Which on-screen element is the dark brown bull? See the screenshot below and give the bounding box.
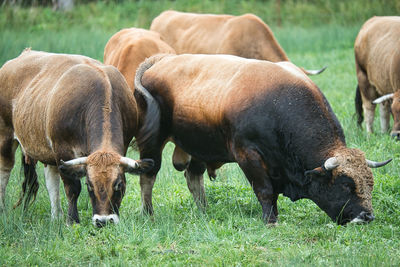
[354,16,400,138]
[136,54,390,225]
[150,10,326,75]
[0,49,159,227]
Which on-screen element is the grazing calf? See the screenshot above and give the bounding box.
[0,49,160,227]
[136,54,390,225]
[354,16,400,137]
[150,10,326,75]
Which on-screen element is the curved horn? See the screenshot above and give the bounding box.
[324,157,340,170]
[366,158,392,168]
[373,93,394,104]
[60,157,88,166]
[302,66,327,76]
[120,157,139,169]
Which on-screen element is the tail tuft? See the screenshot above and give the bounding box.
[355,84,364,128]
[14,155,39,210]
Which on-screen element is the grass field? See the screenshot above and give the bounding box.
[1,1,400,266]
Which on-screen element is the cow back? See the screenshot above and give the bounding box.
[104,28,176,90]
[150,11,289,62]
[141,54,341,165]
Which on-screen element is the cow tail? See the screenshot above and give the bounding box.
[14,154,39,209]
[355,84,364,127]
[133,55,164,151]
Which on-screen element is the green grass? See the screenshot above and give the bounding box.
[1,1,400,266]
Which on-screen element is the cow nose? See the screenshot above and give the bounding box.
[359,211,375,223]
[390,131,400,141]
[95,217,107,228]
[92,214,120,227]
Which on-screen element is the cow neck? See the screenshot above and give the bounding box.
[84,60,121,156]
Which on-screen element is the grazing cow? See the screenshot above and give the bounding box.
[0,49,159,227]
[150,10,326,75]
[354,16,400,137]
[135,54,391,225]
[104,27,176,90]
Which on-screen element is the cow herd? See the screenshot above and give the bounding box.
[0,11,397,227]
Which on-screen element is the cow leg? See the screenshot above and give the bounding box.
[61,176,81,224]
[272,193,279,217]
[234,147,277,223]
[44,165,63,219]
[140,173,157,215]
[379,101,391,133]
[356,65,377,133]
[139,149,163,215]
[184,159,207,210]
[0,135,18,211]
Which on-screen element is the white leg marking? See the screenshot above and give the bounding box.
[0,169,11,210]
[364,107,375,133]
[379,102,391,133]
[44,165,63,219]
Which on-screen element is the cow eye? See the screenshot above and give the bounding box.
[114,180,123,191]
[341,182,353,192]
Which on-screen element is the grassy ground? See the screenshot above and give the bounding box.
[1,1,400,266]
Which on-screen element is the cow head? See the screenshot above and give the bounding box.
[373,92,400,140]
[59,151,154,227]
[305,148,391,225]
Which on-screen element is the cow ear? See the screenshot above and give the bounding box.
[58,163,87,179]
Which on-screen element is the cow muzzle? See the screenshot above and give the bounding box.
[92,214,120,227]
[350,211,375,224]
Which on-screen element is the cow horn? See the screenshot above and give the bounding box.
[119,157,139,169]
[373,93,394,104]
[366,158,392,168]
[324,157,340,170]
[60,157,88,166]
[302,66,327,75]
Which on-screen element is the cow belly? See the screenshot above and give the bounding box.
[171,124,233,163]
[12,99,55,163]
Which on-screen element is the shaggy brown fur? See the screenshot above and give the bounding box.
[330,147,374,210]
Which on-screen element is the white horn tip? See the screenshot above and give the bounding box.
[373,94,394,104]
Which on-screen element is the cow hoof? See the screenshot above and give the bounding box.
[263,213,277,224]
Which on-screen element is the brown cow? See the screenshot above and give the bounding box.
[354,16,400,138]
[104,27,176,90]
[135,54,391,225]
[0,49,159,227]
[150,10,326,75]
